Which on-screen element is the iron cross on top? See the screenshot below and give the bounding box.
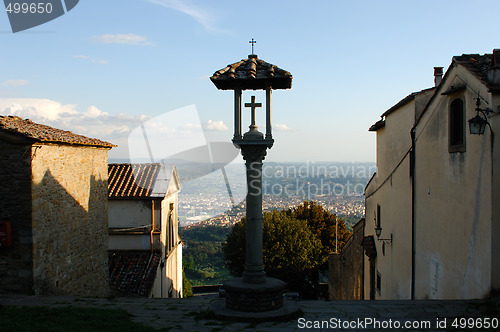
[249,38,256,54]
[245,95,262,127]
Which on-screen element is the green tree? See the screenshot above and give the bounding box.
[289,201,351,261]
[224,210,323,290]
[289,201,352,297]
[223,201,352,296]
[182,270,193,297]
[181,226,232,285]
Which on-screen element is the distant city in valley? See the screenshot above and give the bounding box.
[176,161,375,229]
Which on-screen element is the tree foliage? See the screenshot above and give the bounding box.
[224,210,323,289]
[180,226,232,285]
[182,270,193,297]
[223,202,352,291]
[179,225,230,242]
[289,201,351,264]
[262,211,323,288]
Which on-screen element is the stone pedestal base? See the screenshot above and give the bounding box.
[210,298,300,320]
[211,276,299,320]
[224,277,284,312]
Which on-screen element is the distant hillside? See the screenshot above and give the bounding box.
[179,225,231,286]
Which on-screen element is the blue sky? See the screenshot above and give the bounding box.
[0,0,499,162]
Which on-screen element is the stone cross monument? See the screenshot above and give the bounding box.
[210,45,293,314]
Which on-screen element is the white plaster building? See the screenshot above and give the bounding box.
[365,50,500,300]
[108,163,183,298]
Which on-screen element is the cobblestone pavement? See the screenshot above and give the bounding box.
[0,294,496,331]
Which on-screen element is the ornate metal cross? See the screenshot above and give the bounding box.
[249,38,256,54]
[245,95,262,127]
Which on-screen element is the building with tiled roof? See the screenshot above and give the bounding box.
[362,49,500,300]
[108,163,176,199]
[107,163,183,298]
[0,116,114,296]
[109,251,161,297]
[452,53,500,93]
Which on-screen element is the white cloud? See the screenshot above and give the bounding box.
[203,120,228,131]
[85,105,108,118]
[0,98,77,121]
[91,59,110,65]
[1,79,29,87]
[73,55,109,65]
[90,33,153,46]
[0,98,151,145]
[128,105,207,162]
[147,0,223,32]
[274,123,291,131]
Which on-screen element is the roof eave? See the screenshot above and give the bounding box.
[369,120,385,132]
[210,77,293,90]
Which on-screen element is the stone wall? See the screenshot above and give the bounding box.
[31,143,110,296]
[0,137,33,293]
[329,219,365,300]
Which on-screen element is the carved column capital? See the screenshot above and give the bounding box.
[240,145,267,164]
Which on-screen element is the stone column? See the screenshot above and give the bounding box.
[265,87,272,140]
[221,140,287,313]
[234,89,242,139]
[240,145,267,284]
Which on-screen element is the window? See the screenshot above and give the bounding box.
[169,203,175,250]
[449,98,466,152]
[376,204,381,229]
[166,214,174,254]
[376,270,381,295]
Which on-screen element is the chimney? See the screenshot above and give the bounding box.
[488,49,500,86]
[434,67,443,87]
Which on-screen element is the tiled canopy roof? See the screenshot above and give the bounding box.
[108,163,163,198]
[109,251,161,297]
[211,54,292,90]
[0,115,115,147]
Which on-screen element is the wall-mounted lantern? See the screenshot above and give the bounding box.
[374,226,393,247]
[468,94,494,135]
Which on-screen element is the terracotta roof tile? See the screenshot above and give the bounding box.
[109,251,161,297]
[211,54,292,90]
[453,53,494,90]
[108,163,164,198]
[0,115,115,147]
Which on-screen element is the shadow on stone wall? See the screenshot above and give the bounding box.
[0,142,33,294]
[31,169,109,297]
[328,218,365,300]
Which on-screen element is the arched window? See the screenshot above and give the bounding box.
[449,98,465,152]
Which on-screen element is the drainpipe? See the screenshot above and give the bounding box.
[151,200,155,253]
[410,127,416,300]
